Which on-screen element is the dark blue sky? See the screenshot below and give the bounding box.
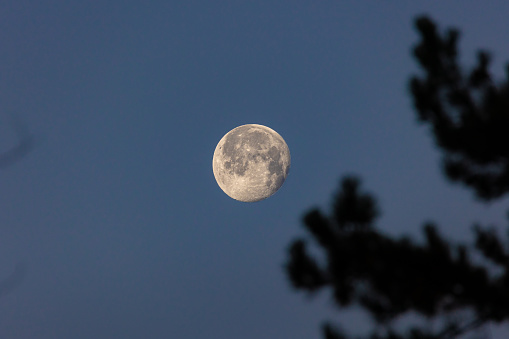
[1,1,509,338]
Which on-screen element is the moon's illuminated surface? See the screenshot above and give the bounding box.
[213,124,291,202]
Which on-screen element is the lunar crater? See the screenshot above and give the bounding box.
[213,124,291,202]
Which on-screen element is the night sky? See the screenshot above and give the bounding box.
[2,1,509,338]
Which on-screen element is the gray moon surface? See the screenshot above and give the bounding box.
[213,124,291,202]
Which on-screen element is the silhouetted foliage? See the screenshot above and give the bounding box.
[0,263,27,298]
[0,117,32,297]
[285,16,509,339]
[0,116,34,169]
[409,16,509,201]
[286,176,509,338]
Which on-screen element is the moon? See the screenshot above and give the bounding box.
[213,124,291,202]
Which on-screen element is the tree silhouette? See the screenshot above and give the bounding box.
[0,263,27,298]
[409,16,509,201]
[0,116,32,297]
[0,116,34,169]
[285,16,509,339]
